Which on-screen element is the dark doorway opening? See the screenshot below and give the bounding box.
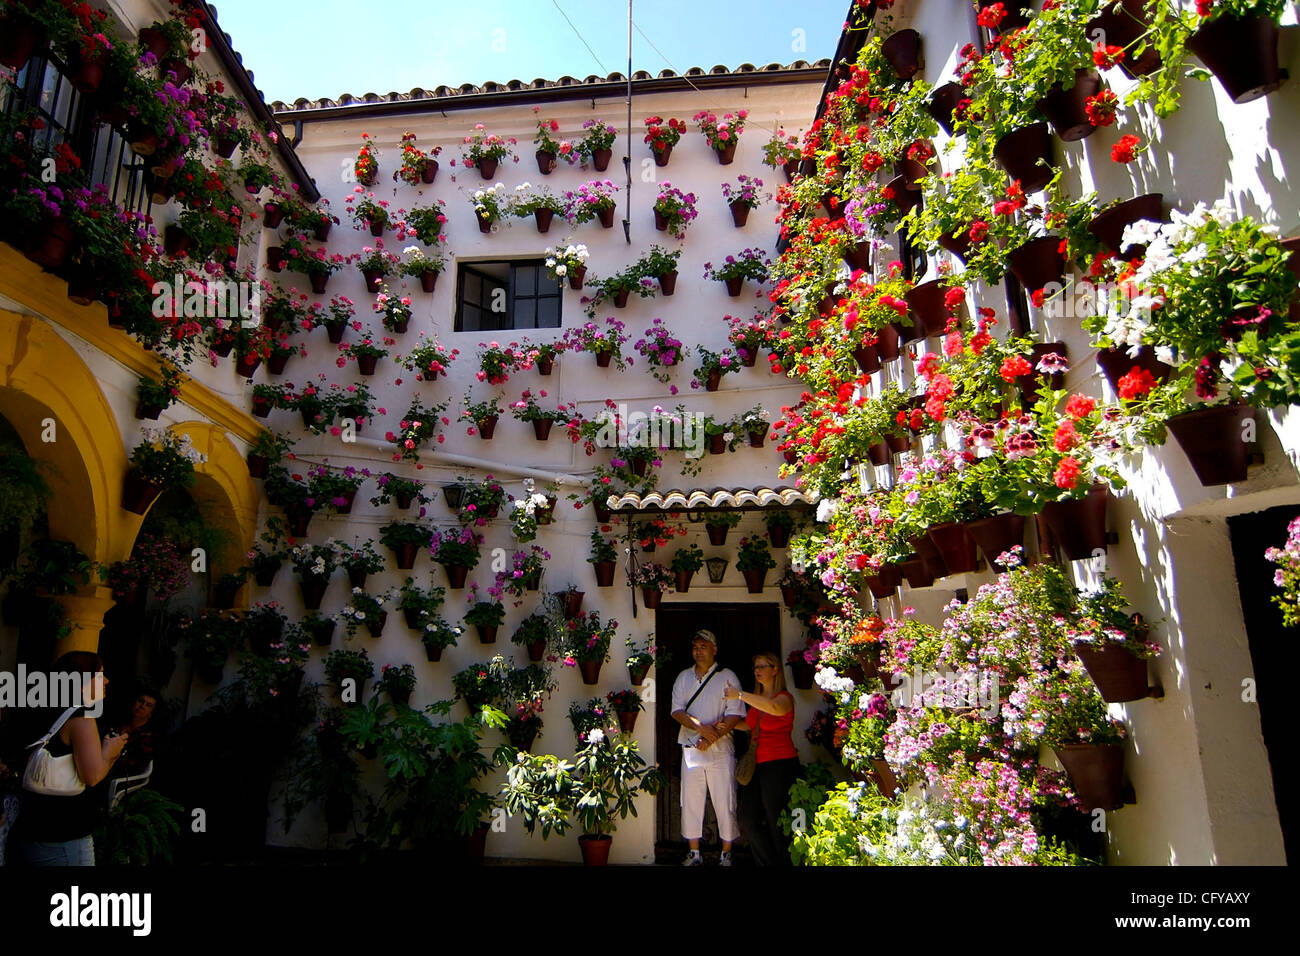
[1227,505,1296,863]
[652,602,781,863]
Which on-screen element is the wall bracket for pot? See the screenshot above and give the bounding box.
[1247,451,1266,467]
[1146,680,1165,701]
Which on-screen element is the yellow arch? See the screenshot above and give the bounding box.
[169,419,261,585]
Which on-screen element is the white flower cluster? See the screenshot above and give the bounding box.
[814,666,855,695]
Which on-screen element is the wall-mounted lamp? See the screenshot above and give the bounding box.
[705,556,729,584]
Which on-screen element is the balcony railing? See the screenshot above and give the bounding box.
[2,49,153,218]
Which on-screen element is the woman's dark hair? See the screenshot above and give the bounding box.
[52,651,104,675]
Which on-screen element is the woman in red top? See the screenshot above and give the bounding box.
[726,651,799,866]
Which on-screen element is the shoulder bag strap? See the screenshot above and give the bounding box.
[683,666,719,711]
[26,706,83,751]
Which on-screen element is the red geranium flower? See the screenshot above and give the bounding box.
[1117,367,1158,400]
[1111,134,1141,164]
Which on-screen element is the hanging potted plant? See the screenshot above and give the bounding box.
[559,607,617,685]
[563,179,620,228]
[544,241,590,291]
[134,364,182,421]
[301,611,338,648]
[509,182,568,234]
[555,584,586,621]
[465,583,506,644]
[397,575,446,631]
[1070,580,1162,703]
[644,115,686,166]
[671,543,704,592]
[459,124,518,179]
[469,182,509,234]
[721,174,764,228]
[606,689,643,735]
[587,529,620,587]
[400,245,445,294]
[513,613,552,662]
[393,131,440,185]
[573,118,618,171]
[1185,1,1287,104]
[692,109,747,164]
[380,521,434,571]
[532,110,569,173]
[123,427,206,514]
[398,333,460,383]
[763,510,798,549]
[638,245,682,296]
[703,510,742,547]
[651,182,699,239]
[628,562,671,611]
[290,542,339,611]
[338,540,385,590]
[375,663,417,707]
[458,475,508,525]
[430,525,482,587]
[342,587,393,639]
[509,390,574,442]
[347,191,391,237]
[325,648,374,701]
[692,347,743,393]
[354,132,380,185]
[420,616,463,662]
[735,536,776,593]
[460,392,506,440]
[703,249,770,298]
[561,317,631,370]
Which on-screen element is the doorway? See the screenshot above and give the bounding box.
[652,602,782,862]
[1227,505,1296,863]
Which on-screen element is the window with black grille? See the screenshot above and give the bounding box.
[454,259,562,332]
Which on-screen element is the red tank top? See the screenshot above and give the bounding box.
[745,691,797,762]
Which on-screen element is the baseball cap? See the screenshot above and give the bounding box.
[691,629,717,647]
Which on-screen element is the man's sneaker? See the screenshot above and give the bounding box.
[682,850,703,866]
[719,851,733,867]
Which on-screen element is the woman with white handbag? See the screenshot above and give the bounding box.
[14,652,128,867]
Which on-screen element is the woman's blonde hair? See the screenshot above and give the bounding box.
[753,651,786,694]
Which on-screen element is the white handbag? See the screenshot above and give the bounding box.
[22,707,87,796]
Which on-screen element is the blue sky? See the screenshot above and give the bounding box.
[212,0,851,105]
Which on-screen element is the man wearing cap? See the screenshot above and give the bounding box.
[671,629,746,866]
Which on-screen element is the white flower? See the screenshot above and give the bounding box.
[586,728,605,745]
[555,264,567,276]
[816,498,840,523]
[403,246,420,256]
[1119,219,1161,250]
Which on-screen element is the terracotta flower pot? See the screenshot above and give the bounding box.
[592,148,612,171]
[477,415,498,439]
[0,16,45,71]
[1055,743,1125,812]
[872,758,900,799]
[928,522,979,575]
[674,569,694,593]
[629,661,651,686]
[928,81,964,136]
[782,158,800,182]
[262,202,285,229]
[422,160,439,184]
[122,470,163,515]
[563,590,585,618]
[853,344,881,375]
[1186,14,1283,104]
[578,660,603,685]
[424,643,444,663]
[568,266,586,290]
[477,214,493,234]
[300,577,328,611]
[789,659,814,690]
[705,523,729,547]
[1036,69,1103,142]
[536,149,557,174]
[287,508,312,538]
[881,28,922,80]
[965,512,1026,570]
[899,556,934,589]
[477,156,498,179]
[1088,0,1161,79]
[593,560,616,587]
[641,588,662,610]
[1007,236,1066,292]
[309,273,329,294]
[420,271,439,293]
[842,240,872,273]
[714,141,737,165]
[1087,194,1165,256]
[658,270,677,296]
[476,624,498,644]
[365,612,388,639]
[309,620,336,647]
[729,200,751,228]
[1095,346,1173,394]
[886,432,911,454]
[356,355,378,376]
[598,206,615,228]
[741,568,767,593]
[394,542,420,570]
[939,230,974,263]
[874,323,902,362]
[724,277,743,297]
[535,208,554,233]
[617,710,639,734]
[906,279,950,337]
[708,433,726,455]
[444,564,469,588]
[523,639,546,662]
[1041,484,1109,561]
[1166,403,1255,486]
[993,123,1054,193]
[578,833,612,865]
[747,428,766,449]
[361,268,383,291]
[653,144,673,167]
[1074,641,1150,703]
[247,452,269,478]
[864,564,901,599]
